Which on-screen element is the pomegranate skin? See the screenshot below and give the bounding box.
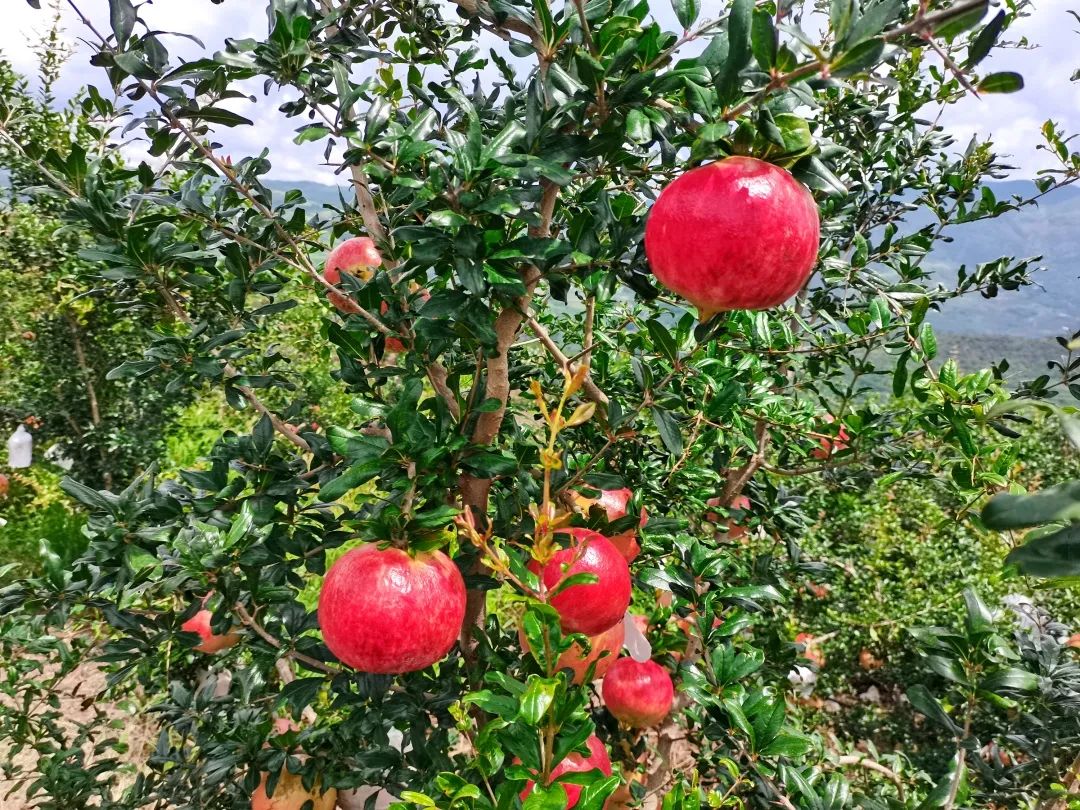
[318,545,466,674]
[181,609,240,654]
[251,771,336,810]
[602,657,675,728]
[518,619,625,685]
[519,734,613,807]
[532,529,632,636]
[323,237,382,285]
[644,157,820,317]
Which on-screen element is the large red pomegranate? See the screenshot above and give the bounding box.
[251,770,336,810]
[602,657,675,727]
[323,237,382,314]
[531,529,631,636]
[518,618,625,685]
[318,545,466,674]
[519,734,613,807]
[181,608,240,654]
[644,156,820,318]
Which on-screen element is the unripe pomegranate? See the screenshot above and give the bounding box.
[530,529,631,636]
[181,608,240,654]
[601,657,674,728]
[251,770,336,810]
[519,735,613,807]
[645,157,820,318]
[518,619,625,685]
[318,545,465,674]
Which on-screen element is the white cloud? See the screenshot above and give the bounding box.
[5,0,1079,181]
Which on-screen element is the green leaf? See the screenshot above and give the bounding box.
[935,0,988,40]
[977,71,1024,93]
[967,10,1006,67]
[575,776,621,810]
[831,37,884,77]
[759,732,813,758]
[919,322,937,360]
[109,0,136,44]
[772,113,812,154]
[671,0,700,30]
[651,407,683,456]
[829,0,855,42]
[1006,523,1080,577]
[519,676,558,725]
[524,783,568,810]
[750,10,777,69]
[981,481,1080,529]
[718,0,753,102]
[60,477,117,513]
[646,319,679,362]
[845,0,904,46]
[906,685,958,733]
[980,667,1040,694]
[625,108,652,144]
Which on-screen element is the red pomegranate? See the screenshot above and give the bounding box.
[812,415,850,459]
[322,237,382,314]
[531,529,631,636]
[706,494,751,539]
[519,735,613,807]
[381,287,429,353]
[644,157,820,318]
[181,608,240,654]
[251,770,336,810]
[318,545,465,674]
[601,657,675,728]
[518,619,625,685]
[583,487,647,563]
[0,473,8,498]
[323,236,382,285]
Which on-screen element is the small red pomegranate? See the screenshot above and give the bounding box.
[602,657,675,727]
[519,735,613,807]
[323,236,382,285]
[181,608,240,654]
[251,770,336,810]
[595,488,648,563]
[706,494,751,539]
[0,473,8,498]
[318,545,465,674]
[531,529,631,636]
[645,157,820,318]
[812,415,850,459]
[518,619,625,685]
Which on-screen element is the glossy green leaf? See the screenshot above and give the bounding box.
[977,71,1024,93]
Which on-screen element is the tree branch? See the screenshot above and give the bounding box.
[525,315,608,406]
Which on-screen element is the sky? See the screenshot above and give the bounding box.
[3,0,1079,183]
